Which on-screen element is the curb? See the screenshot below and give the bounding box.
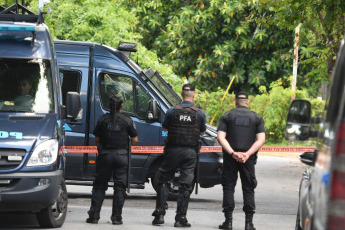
[258,151,301,158]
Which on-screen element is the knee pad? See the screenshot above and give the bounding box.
[179,184,192,197]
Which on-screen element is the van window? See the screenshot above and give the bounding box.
[60,70,82,105]
[99,73,150,119]
[136,84,150,119]
[0,58,54,113]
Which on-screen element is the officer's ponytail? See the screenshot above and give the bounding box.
[109,95,123,126]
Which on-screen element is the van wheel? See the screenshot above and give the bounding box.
[36,179,68,228]
[295,205,302,230]
[152,169,194,199]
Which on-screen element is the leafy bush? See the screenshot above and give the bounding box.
[195,79,324,143]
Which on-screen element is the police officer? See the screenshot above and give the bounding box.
[217,92,265,230]
[152,84,206,228]
[86,95,138,225]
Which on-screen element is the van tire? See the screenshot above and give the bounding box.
[36,179,68,228]
[152,169,194,200]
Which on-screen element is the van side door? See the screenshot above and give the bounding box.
[59,68,89,179]
[90,69,161,183]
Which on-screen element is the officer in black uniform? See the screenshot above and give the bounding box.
[152,83,206,228]
[86,95,138,225]
[217,92,265,230]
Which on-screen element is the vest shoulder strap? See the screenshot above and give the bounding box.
[190,106,198,112]
[175,105,183,110]
[175,105,198,112]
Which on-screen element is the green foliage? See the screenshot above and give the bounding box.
[1,0,328,143]
[195,79,321,142]
[27,0,184,93]
[259,0,345,82]
[259,80,294,141]
[127,0,295,94]
[310,98,325,117]
[195,89,236,126]
[0,0,19,5]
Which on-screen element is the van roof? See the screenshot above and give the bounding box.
[0,22,53,59]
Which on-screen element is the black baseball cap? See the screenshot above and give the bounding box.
[236,91,248,99]
[182,84,195,91]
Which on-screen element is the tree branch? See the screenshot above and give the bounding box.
[318,12,332,43]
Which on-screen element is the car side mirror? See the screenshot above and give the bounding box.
[147,99,159,122]
[66,92,83,120]
[300,151,316,166]
[285,99,311,141]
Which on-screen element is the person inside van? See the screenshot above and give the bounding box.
[13,78,34,110]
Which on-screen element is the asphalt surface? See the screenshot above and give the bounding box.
[0,154,305,230]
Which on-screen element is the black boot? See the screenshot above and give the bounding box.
[152,208,165,225]
[86,207,100,224]
[245,214,256,230]
[152,183,169,226]
[86,189,105,224]
[174,186,191,228]
[174,215,191,228]
[219,213,232,229]
[111,188,126,225]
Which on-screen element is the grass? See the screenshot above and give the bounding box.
[264,139,317,147]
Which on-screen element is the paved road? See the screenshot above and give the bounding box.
[0,155,305,229]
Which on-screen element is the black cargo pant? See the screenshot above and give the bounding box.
[221,152,257,215]
[88,148,128,220]
[159,146,197,185]
[153,146,197,218]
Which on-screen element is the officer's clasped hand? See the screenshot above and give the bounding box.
[232,152,249,163]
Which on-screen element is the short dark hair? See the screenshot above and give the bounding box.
[182,84,195,91]
[235,91,248,99]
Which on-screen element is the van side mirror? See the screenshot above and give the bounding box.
[285,99,311,141]
[300,151,316,166]
[147,99,159,122]
[66,92,83,121]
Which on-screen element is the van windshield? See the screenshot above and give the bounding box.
[139,68,181,107]
[0,58,54,113]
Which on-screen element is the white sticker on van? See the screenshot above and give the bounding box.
[0,131,23,139]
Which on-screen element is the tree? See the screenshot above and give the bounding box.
[3,0,184,92]
[126,0,296,94]
[259,0,345,81]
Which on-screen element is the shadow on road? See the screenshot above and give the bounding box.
[0,213,39,229]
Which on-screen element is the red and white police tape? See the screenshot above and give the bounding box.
[61,146,316,154]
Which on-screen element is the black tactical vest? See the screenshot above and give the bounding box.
[168,105,200,147]
[101,114,129,150]
[226,107,259,151]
